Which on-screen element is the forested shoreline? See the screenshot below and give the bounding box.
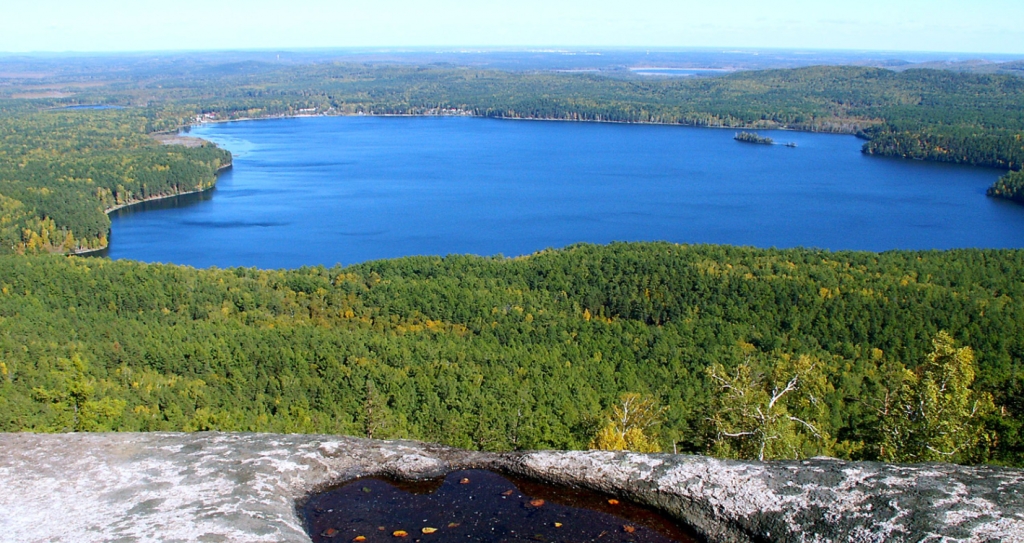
[0,64,1023,254]
[987,169,1024,203]
[0,109,231,253]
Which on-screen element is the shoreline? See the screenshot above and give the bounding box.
[102,185,214,215]
[185,110,872,136]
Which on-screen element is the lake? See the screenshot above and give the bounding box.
[106,116,1024,269]
[629,67,733,77]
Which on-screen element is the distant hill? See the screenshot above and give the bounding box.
[884,58,1024,77]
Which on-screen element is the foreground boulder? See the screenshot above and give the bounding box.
[0,433,1021,542]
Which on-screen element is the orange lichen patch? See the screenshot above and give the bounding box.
[554,523,563,528]
[322,528,339,538]
[393,531,409,537]
[460,478,470,484]
[378,527,386,531]
[447,523,460,529]
[421,528,438,534]
[623,525,636,533]
[607,499,620,505]
[529,499,545,507]
[501,490,515,496]
[353,537,367,542]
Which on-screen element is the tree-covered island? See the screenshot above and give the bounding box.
[734,131,775,145]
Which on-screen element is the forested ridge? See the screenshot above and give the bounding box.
[0,243,1021,465]
[0,64,1023,253]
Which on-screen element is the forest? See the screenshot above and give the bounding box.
[1,64,1023,252]
[0,243,1021,465]
[0,109,230,253]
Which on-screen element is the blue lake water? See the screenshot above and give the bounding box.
[106,116,1024,269]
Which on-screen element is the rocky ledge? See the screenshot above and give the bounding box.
[0,433,1021,542]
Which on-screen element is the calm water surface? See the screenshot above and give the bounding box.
[303,469,698,543]
[107,116,1024,268]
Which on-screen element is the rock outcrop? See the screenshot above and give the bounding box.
[0,433,1021,542]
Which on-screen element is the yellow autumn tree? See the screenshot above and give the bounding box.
[30,354,126,432]
[707,354,834,461]
[880,332,994,463]
[590,393,665,453]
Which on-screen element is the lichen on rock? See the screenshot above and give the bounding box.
[0,433,1021,542]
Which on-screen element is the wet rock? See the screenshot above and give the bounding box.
[507,451,1024,543]
[0,433,1021,542]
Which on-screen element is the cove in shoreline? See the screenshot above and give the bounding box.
[73,162,231,256]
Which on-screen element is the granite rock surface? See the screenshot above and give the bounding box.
[0,432,1021,542]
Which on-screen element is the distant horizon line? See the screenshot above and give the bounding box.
[1,46,1022,59]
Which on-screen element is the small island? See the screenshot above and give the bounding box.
[734,131,774,145]
[735,131,797,147]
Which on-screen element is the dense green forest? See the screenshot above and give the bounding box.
[0,244,1021,465]
[0,109,230,253]
[0,64,1022,252]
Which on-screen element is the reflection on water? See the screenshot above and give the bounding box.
[108,188,216,218]
[84,189,216,259]
[303,469,699,543]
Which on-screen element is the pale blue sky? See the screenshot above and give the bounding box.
[2,0,1022,54]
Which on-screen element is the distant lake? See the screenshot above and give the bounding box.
[106,116,1024,269]
[60,105,124,110]
[629,67,732,77]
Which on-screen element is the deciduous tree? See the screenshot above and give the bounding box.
[880,332,994,463]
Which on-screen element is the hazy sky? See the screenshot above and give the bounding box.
[2,0,1022,54]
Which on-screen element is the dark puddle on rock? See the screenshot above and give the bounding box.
[303,469,700,543]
